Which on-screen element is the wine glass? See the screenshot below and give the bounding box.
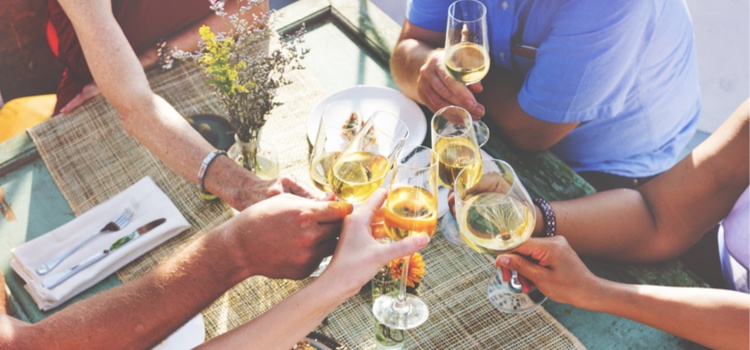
[431,105,484,245]
[329,110,409,204]
[444,0,490,146]
[308,103,361,277]
[372,145,438,330]
[454,158,546,313]
[309,103,362,193]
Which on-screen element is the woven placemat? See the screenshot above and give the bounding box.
[28,60,584,349]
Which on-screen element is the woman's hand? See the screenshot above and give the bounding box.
[495,237,603,307]
[320,189,431,297]
[416,49,485,119]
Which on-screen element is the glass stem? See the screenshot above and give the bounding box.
[510,270,523,292]
[393,254,412,313]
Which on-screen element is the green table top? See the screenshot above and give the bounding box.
[0,0,707,348]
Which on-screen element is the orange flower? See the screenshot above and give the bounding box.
[389,253,426,288]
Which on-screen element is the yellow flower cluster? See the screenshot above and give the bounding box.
[197,25,253,97]
[389,252,426,288]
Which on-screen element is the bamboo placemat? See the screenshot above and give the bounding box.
[28,61,584,349]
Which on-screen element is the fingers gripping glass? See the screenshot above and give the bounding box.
[445,0,490,146]
[372,146,438,329]
[454,159,546,313]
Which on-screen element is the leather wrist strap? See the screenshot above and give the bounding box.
[197,150,227,200]
[532,198,556,237]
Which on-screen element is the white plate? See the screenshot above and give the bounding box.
[307,85,427,148]
[153,313,205,350]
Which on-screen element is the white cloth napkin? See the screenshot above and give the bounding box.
[11,176,191,311]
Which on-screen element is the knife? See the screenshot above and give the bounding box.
[43,218,166,289]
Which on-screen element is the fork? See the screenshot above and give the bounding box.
[35,199,138,276]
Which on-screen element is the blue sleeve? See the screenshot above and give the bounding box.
[518,0,657,123]
[406,0,455,32]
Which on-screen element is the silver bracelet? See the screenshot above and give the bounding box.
[197,150,227,200]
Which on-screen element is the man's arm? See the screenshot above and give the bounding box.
[532,99,750,262]
[0,223,242,349]
[498,238,750,350]
[391,20,577,151]
[57,0,309,210]
[0,194,352,349]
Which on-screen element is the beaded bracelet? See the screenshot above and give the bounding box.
[532,198,556,237]
[197,150,227,200]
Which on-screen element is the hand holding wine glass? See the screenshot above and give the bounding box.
[444,0,490,145]
[372,146,439,330]
[454,158,546,313]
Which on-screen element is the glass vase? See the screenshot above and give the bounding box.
[227,129,279,180]
[372,266,405,350]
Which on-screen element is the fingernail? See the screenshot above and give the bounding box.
[466,99,475,108]
[416,234,430,247]
[476,105,485,116]
[498,257,510,267]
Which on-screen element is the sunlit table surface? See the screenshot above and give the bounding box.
[0,0,707,348]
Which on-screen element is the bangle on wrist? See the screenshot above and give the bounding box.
[532,198,556,237]
[197,150,227,200]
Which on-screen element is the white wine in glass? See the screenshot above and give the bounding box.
[330,151,392,204]
[308,103,362,278]
[383,186,438,241]
[309,103,362,193]
[445,0,491,145]
[431,105,483,189]
[373,146,438,330]
[445,0,489,85]
[445,41,490,85]
[329,111,409,204]
[455,158,546,313]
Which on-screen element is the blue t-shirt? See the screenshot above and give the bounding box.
[408,0,701,177]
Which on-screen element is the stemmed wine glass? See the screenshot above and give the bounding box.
[309,103,362,193]
[329,110,409,204]
[308,103,362,277]
[373,145,439,330]
[431,105,484,245]
[454,158,546,313]
[444,0,490,146]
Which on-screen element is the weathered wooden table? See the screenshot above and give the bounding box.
[0,0,707,348]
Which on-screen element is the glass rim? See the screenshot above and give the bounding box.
[369,110,410,141]
[431,105,477,140]
[448,0,487,23]
[394,145,438,170]
[454,158,524,206]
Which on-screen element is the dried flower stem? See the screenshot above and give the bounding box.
[175,0,309,142]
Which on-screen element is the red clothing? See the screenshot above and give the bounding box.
[46,0,213,115]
